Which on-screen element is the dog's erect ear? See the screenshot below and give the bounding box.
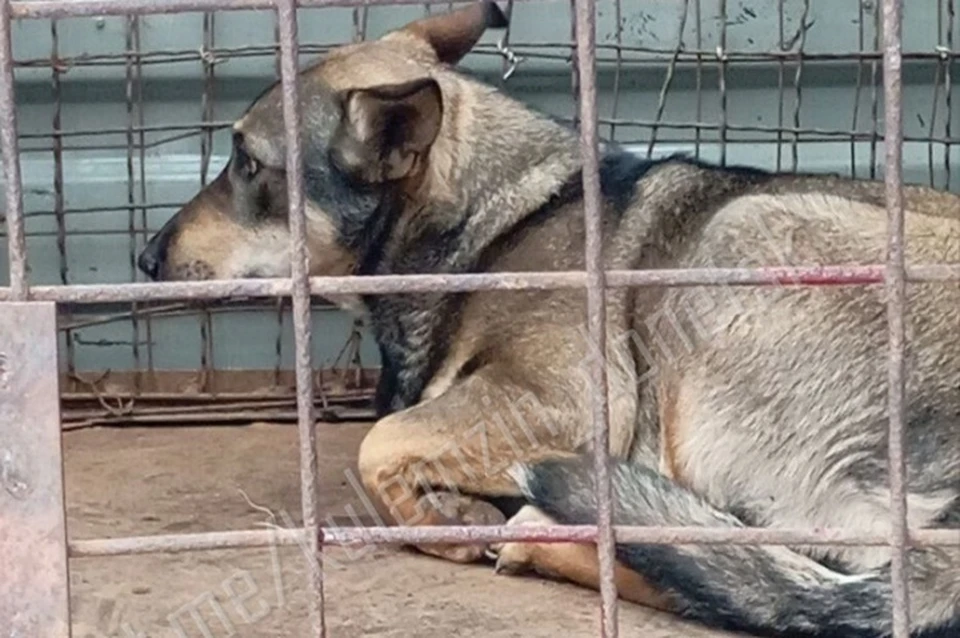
[393,1,508,65]
[331,77,443,183]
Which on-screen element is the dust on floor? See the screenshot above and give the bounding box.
[64,421,740,637]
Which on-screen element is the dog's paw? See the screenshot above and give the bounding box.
[487,504,555,576]
[493,540,536,575]
[413,492,506,564]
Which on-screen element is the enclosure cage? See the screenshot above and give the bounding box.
[0,0,957,636]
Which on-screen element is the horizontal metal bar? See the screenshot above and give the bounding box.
[2,265,957,304]
[10,0,544,19]
[15,120,960,146]
[12,42,960,71]
[70,529,307,556]
[67,525,960,559]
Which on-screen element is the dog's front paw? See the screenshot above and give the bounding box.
[492,540,536,575]
[413,492,506,564]
[488,504,555,576]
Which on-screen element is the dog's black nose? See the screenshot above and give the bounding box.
[138,213,179,280]
[137,247,161,280]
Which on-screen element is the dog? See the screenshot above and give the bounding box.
[137,3,960,636]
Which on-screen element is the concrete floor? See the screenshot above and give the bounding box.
[64,421,740,637]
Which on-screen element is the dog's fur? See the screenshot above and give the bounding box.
[138,3,960,636]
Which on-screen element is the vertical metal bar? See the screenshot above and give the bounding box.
[134,15,153,376]
[852,0,867,178]
[607,0,621,140]
[0,0,29,299]
[273,296,286,388]
[275,1,323,636]
[717,0,727,166]
[272,9,286,392]
[943,0,954,188]
[0,302,70,636]
[50,18,74,375]
[572,0,617,634]
[881,0,910,636]
[124,15,143,393]
[569,0,580,131]
[645,0,690,159]
[498,0,514,87]
[693,0,702,158]
[351,0,368,42]
[776,0,785,171]
[870,2,881,179]
[790,0,810,173]
[929,1,946,188]
[199,12,217,393]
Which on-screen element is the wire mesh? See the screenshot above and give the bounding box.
[0,1,954,637]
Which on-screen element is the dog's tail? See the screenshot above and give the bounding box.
[509,456,959,638]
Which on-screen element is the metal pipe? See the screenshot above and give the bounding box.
[881,0,911,636]
[572,0,618,633]
[10,0,544,19]
[3,265,960,304]
[0,0,28,299]
[67,525,960,559]
[275,0,325,634]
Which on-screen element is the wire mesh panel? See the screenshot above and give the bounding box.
[1,1,958,637]
[3,0,959,426]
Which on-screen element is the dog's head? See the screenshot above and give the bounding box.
[137,1,509,287]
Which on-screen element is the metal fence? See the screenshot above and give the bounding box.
[1,0,959,636]
[2,0,959,425]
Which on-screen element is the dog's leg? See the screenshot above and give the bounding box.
[357,373,579,564]
[491,505,673,611]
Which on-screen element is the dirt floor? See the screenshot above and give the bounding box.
[64,421,741,637]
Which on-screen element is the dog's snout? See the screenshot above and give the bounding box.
[138,219,175,280]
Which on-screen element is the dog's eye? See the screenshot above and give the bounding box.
[232,132,260,180]
[245,156,260,179]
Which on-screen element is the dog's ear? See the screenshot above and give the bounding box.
[330,77,443,183]
[390,1,508,65]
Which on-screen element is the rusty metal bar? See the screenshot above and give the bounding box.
[198,12,217,393]
[124,15,146,394]
[4,265,960,304]
[790,0,811,172]
[881,0,910,636]
[717,0,728,166]
[572,0,618,633]
[10,0,542,19]
[12,40,960,70]
[0,0,28,298]
[66,525,960,559]
[0,303,70,636]
[18,118,960,146]
[275,0,325,635]
[49,18,76,376]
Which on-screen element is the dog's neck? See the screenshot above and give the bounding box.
[360,89,585,415]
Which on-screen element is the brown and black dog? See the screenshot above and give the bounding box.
[138,3,960,636]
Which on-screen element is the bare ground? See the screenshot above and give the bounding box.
[64,421,740,637]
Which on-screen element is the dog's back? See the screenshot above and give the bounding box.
[514,160,960,638]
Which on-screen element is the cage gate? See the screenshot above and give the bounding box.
[1,0,958,637]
